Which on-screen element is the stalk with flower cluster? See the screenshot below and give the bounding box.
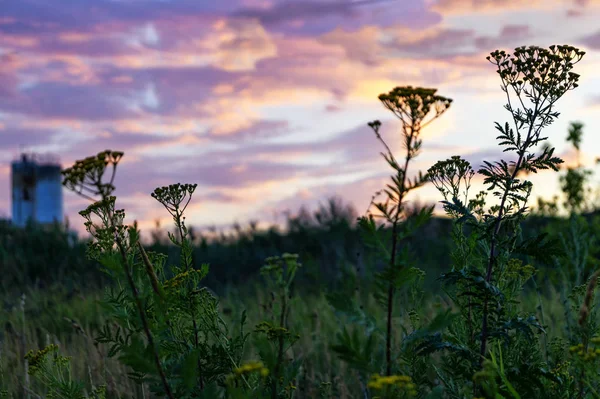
[62,151,175,398]
[333,87,452,382]
[479,45,584,363]
[62,151,254,397]
[427,45,585,394]
[369,87,452,377]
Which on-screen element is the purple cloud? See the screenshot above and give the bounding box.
[431,0,524,12]
[0,127,57,148]
[112,66,239,117]
[81,119,384,200]
[579,30,600,49]
[391,28,474,55]
[0,0,438,46]
[0,81,138,120]
[66,131,178,156]
[101,155,316,199]
[474,24,531,50]
[0,0,235,34]
[234,0,440,35]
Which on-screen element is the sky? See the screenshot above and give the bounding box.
[2,0,600,235]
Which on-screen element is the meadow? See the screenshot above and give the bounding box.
[2,44,600,399]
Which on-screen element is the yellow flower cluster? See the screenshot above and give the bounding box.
[505,259,536,281]
[367,374,417,396]
[570,342,600,362]
[284,381,297,393]
[226,361,269,386]
[164,269,203,290]
[234,361,269,377]
[549,361,573,389]
[24,344,70,375]
[255,321,292,341]
[551,360,570,374]
[472,359,496,384]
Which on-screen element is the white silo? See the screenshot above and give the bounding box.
[11,153,63,226]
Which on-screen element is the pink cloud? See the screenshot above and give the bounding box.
[579,30,600,49]
[319,26,385,65]
[385,24,532,57]
[430,0,559,14]
[474,24,531,50]
[390,27,474,55]
[208,119,291,141]
[566,9,585,16]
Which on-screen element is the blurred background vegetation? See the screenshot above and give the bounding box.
[2,193,600,397]
[0,196,454,296]
[3,193,600,296]
[3,119,600,396]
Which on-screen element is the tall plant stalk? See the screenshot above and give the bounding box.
[62,152,175,399]
[366,86,452,376]
[479,45,584,363]
[426,44,585,398]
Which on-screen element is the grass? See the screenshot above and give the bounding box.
[1,278,597,398]
[0,281,434,396]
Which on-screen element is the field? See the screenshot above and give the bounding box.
[2,45,600,399]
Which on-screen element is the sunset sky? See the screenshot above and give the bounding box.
[2,0,600,234]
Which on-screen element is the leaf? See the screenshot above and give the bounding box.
[330,327,378,374]
[197,382,223,399]
[493,315,545,341]
[182,349,201,389]
[441,196,476,224]
[357,215,391,260]
[402,309,460,349]
[376,261,424,293]
[514,233,564,263]
[401,204,434,235]
[414,334,471,357]
[118,336,157,374]
[439,268,504,300]
[424,386,445,399]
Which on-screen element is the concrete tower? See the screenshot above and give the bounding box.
[11,153,63,227]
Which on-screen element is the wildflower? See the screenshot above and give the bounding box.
[226,361,269,386]
[367,374,417,397]
[151,183,198,218]
[62,150,123,199]
[255,321,292,341]
[377,86,452,132]
[234,361,269,376]
[24,344,71,376]
[428,156,474,201]
[504,259,536,281]
[569,341,600,362]
[25,344,59,374]
[164,269,205,291]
